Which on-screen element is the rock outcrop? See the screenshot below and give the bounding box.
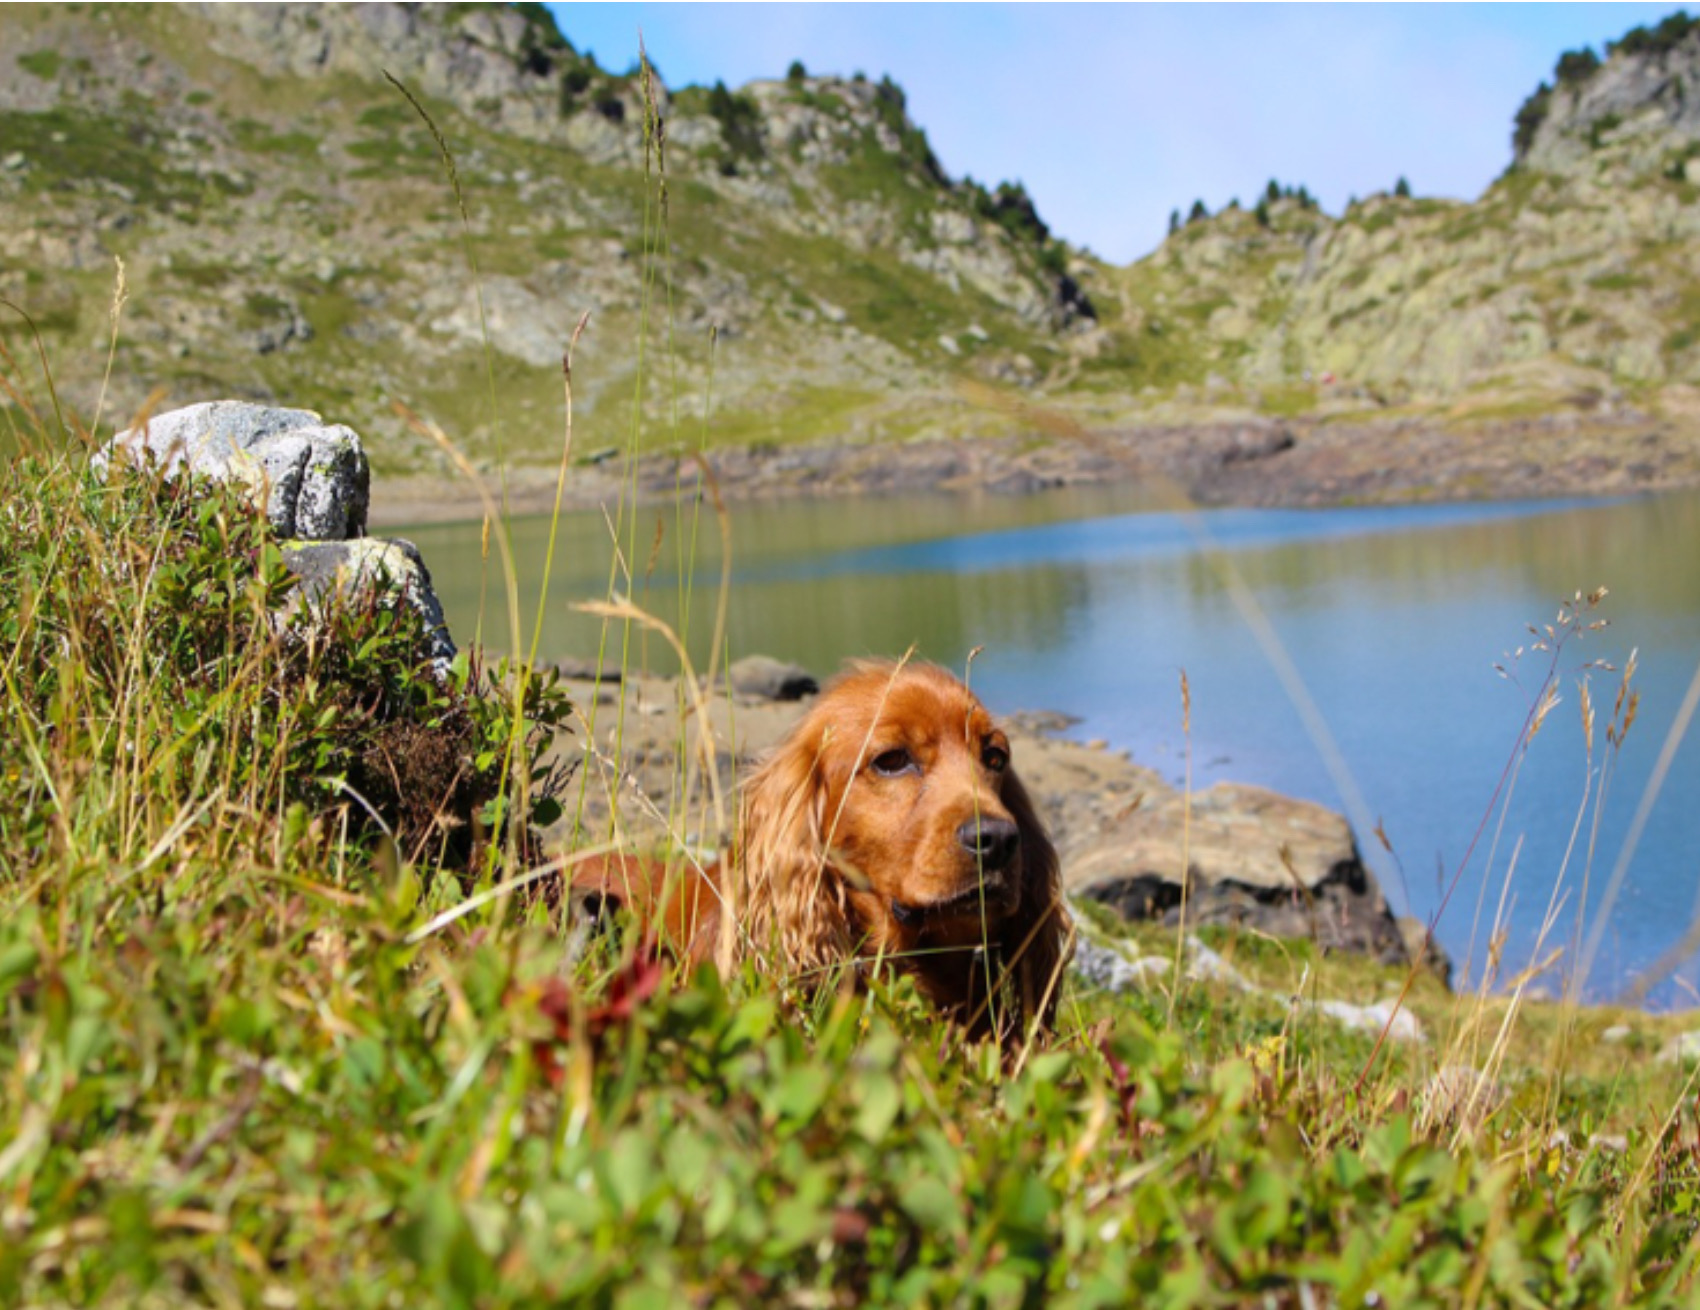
[726,655,819,702]
[282,537,456,669]
[100,400,370,540]
[1112,13,1700,407]
[98,401,454,667]
[1515,17,1700,174]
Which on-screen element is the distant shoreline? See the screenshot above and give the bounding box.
[368,411,1700,529]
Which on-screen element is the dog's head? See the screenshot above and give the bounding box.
[736,660,1069,1036]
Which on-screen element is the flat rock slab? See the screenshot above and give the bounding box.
[1067,781,1415,968]
[1068,781,1358,893]
[99,400,370,541]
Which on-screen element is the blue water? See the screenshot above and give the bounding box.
[403,486,1700,1007]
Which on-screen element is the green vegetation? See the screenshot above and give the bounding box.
[0,106,244,208]
[1513,82,1554,157]
[1589,112,1625,150]
[1610,10,1700,58]
[704,80,764,173]
[231,116,320,158]
[869,73,944,182]
[961,177,1070,275]
[2,424,1700,1302]
[7,15,1700,1280]
[1264,178,1320,210]
[1556,47,1603,86]
[16,48,62,79]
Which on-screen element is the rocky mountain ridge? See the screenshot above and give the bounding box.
[1107,13,1700,418]
[4,3,1700,490]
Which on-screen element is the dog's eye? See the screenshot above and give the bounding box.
[871,748,915,777]
[982,745,1009,773]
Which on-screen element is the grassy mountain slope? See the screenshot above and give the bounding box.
[1,3,1096,474]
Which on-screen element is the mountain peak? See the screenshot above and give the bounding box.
[1514,11,1700,174]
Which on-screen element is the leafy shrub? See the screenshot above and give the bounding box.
[0,454,569,872]
[557,63,594,116]
[16,50,62,79]
[1556,46,1602,85]
[1260,179,1320,210]
[869,73,944,181]
[1590,111,1625,149]
[512,1,573,77]
[964,177,1050,245]
[786,59,807,84]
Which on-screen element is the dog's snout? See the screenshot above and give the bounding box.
[957,816,1020,872]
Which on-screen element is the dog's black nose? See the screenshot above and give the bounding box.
[957,817,1020,872]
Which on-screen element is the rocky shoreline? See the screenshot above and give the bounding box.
[369,409,1700,527]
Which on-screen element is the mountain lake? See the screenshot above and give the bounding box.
[396,485,1700,1009]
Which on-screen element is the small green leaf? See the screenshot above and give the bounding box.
[900,1176,962,1236]
[855,1077,902,1143]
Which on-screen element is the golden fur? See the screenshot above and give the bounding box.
[573,660,1072,1040]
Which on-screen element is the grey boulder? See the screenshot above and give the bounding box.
[98,400,370,541]
[281,538,457,670]
[1068,782,1431,972]
[727,655,819,702]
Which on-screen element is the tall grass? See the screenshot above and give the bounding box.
[1,65,1699,1308]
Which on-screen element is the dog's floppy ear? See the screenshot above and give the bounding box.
[996,765,1072,1038]
[736,726,856,983]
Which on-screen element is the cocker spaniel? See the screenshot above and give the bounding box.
[573,661,1072,1041]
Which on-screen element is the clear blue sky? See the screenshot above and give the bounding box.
[546,2,1686,262]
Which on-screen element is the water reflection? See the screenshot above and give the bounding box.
[400,486,1700,1007]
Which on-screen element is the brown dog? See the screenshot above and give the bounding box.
[572,660,1072,1039]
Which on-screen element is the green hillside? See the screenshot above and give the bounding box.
[7,5,1700,475]
[0,3,1098,473]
